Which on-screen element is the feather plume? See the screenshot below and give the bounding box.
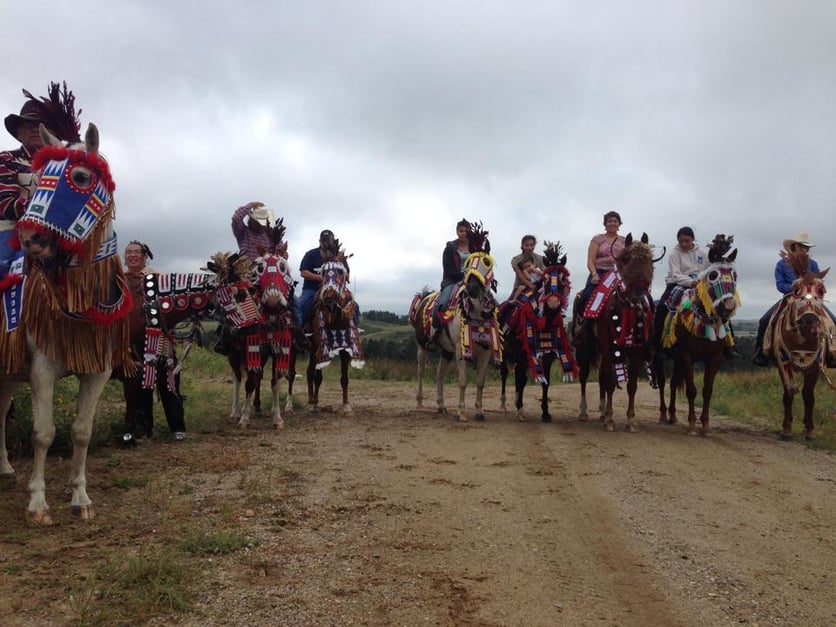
[542,240,567,267]
[467,221,490,253]
[707,234,736,263]
[22,81,81,143]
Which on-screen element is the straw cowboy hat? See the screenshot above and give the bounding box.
[782,232,815,252]
[249,205,274,227]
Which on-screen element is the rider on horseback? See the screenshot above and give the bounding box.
[426,219,472,348]
[753,232,836,368]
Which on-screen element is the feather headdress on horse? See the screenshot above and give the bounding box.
[707,234,737,264]
[12,81,81,143]
[543,240,567,268]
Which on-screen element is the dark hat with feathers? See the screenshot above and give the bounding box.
[4,81,81,143]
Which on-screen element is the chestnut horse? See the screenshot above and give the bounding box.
[763,249,834,440]
[661,235,739,435]
[306,236,364,412]
[0,123,132,524]
[410,222,502,422]
[572,233,656,432]
[499,241,576,422]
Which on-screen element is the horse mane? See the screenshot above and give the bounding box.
[542,241,567,267]
[22,81,81,143]
[269,217,288,257]
[467,221,490,254]
[787,249,811,279]
[707,234,737,263]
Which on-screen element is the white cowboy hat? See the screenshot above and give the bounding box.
[782,232,815,251]
[250,205,274,227]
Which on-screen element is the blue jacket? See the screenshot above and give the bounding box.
[775,257,820,294]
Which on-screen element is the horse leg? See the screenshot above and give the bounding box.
[253,370,262,417]
[456,353,469,422]
[417,345,428,409]
[340,351,352,414]
[0,381,21,479]
[780,387,795,441]
[284,352,296,415]
[680,359,698,435]
[473,350,489,422]
[540,353,556,423]
[625,352,643,432]
[514,358,527,422]
[655,354,669,423]
[306,353,321,411]
[578,356,590,420]
[229,355,243,420]
[27,352,59,525]
[435,353,451,415]
[270,359,285,429]
[239,370,258,429]
[68,372,110,520]
[699,361,722,436]
[802,373,817,440]
[499,354,509,413]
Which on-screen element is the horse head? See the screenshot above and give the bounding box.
[539,240,571,314]
[17,123,115,263]
[253,252,293,310]
[786,250,830,340]
[696,234,739,323]
[616,232,654,306]
[458,220,497,320]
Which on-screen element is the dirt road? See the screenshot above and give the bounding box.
[1,380,835,626]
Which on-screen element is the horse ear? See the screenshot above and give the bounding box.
[727,249,738,263]
[39,123,62,147]
[820,267,830,280]
[84,123,99,153]
[625,233,634,247]
[641,232,649,244]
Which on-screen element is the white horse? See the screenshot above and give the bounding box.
[0,123,131,524]
[411,247,502,422]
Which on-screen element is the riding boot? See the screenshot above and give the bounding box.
[724,345,740,360]
[752,348,770,367]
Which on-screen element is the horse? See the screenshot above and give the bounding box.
[762,249,834,440]
[660,234,739,435]
[499,241,576,422]
[226,223,301,429]
[409,222,502,422]
[118,257,227,444]
[572,233,657,432]
[306,235,364,412]
[0,123,132,524]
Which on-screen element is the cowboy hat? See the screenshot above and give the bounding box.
[249,205,274,227]
[782,232,815,252]
[4,100,44,139]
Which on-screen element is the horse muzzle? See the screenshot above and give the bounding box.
[18,228,56,260]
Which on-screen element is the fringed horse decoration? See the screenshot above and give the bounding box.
[224,220,300,429]
[410,222,502,421]
[306,234,364,412]
[573,233,657,432]
[662,234,740,435]
[0,123,132,524]
[499,241,576,422]
[763,249,835,440]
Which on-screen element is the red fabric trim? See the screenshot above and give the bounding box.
[79,288,134,326]
[0,272,23,293]
[31,146,116,193]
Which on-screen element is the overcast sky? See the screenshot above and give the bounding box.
[4,1,835,317]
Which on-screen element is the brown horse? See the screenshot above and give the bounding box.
[763,250,834,440]
[572,233,656,432]
[661,234,739,435]
[227,225,301,429]
[499,241,576,422]
[306,236,364,412]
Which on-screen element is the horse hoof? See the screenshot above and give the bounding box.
[578,414,588,421]
[780,432,793,441]
[341,405,353,415]
[474,414,485,422]
[805,431,815,441]
[604,423,615,432]
[627,424,638,433]
[541,414,552,423]
[273,420,285,430]
[71,505,95,521]
[436,408,447,415]
[29,510,54,526]
[458,415,469,422]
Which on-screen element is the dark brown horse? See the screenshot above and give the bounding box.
[227,227,302,429]
[763,250,833,440]
[660,235,739,435]
[572,233,656,432]
[306,236,364,412]
[499,241,576,422]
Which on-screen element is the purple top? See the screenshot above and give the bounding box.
[592,233,626,272]
[231,204,272,262]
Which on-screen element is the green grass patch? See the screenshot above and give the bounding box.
[111,475,150,490]
[180,530,257,555]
